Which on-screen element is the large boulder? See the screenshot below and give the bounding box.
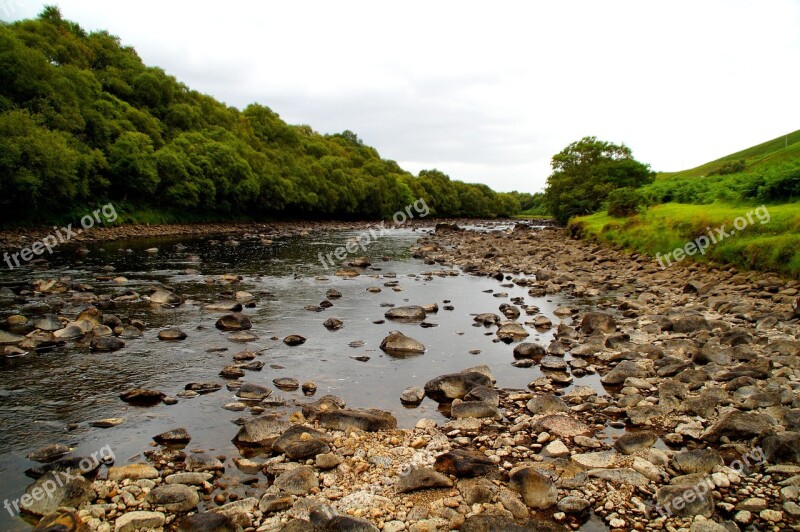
[508,467,557,510]
[19,472,93,516]
[580,312,616,334]
[233,417,291,447]
[146,484,199,512]
[379,331,425,355]
[701,411,775,442]
[424,371,493,403]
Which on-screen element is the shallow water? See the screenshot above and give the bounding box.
[0,225,609,530]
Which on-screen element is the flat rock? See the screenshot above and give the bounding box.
[146,484,199,512]
[176,512,238,532]
[396,466,453,493]
[275,465,318,495]
[19,471,93,516]
[385,305,426,321]
[153,427,191,445]
[114,511,166,532]
[108,463,159,481]
[434,450,496,478]
[534,414,591,438]
[614,430,657,454]
[312,408,397,432]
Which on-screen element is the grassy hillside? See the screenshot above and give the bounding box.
[572,130,800,277]
[658,130,800,180]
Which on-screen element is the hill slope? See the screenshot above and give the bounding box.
[0,8,527,227]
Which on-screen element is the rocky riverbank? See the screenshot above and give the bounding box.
[5,221,800,532]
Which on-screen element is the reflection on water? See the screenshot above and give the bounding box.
[0,225,606,530]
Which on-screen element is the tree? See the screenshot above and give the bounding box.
[543,136,653,224]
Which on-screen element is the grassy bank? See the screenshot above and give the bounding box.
[570,202,800,278]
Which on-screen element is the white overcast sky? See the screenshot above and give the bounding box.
[4,0,800,193]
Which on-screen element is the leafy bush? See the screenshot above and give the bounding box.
[607,187,644,217]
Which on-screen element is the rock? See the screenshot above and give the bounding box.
[323,516,379,531]
[185,382,222,394]
[460,515,567,532]
[323,318,343,330]
[119,388,164,406]
[434,450,496,478]
[385,305,427,321]
[219,366,245,379]
[0,330,26,345]
[215,313,252,331]
[655,484,714,518]
[157,328,187,341]
[673,448,724,474]
[302,381,317,395]
[27,444,71,463]
[275,465,318,495]
[464,385,499,406]
[90,336,125,352]
[702,411,775,442]
[513,342,546,359]
[165,472,214,485]
[496,321,529,341]
[316,453,342,470]
[233,416,291,446]
[176,512,238,531]
[204,301,243,312]
[311,408,397,432]
[540,355,568,371]
[258,494,293,514]
[534,414,591,438]
[89,418,125,428]
[396,466,453,493]
[572,451,617,469]
[237,382,272,400]
[451,400,502,420]
[424,371,493,403]
[31,509,88,532]
[543,440,571,458]
[672,315,711,333]
[526,394,568,415]
[149,288,181,306]
[153,427,192,445]
[273,377,300,390]
[473,313,500,325]
[557,496,590,514]
[326,289,342,299]
[580,312,616,334]
[108,463,159,481]
[283,334,306,346]
[762,431,800,465]
[147,484,199,512]
[601,360,651,385]
[400,386,425,405]
[380,331,426,354]
[586,468,649,486]
[19,471,93,516]
[509,467,557,509]
[614,431,657,454]
[114,511,166,532]
[272,425,331,460]
[185,453,224,472]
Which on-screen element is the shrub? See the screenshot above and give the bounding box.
[607,187,644,217]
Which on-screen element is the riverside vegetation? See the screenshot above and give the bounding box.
[0,8,534,227]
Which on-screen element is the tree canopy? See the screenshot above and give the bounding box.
[543,136,653,224]
[0,7,525,223]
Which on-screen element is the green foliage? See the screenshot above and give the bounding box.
[606,187,644,217]
[0,9,524,225]
[543,136,653,224]
[572,202,800,278]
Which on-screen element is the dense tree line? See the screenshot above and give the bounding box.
[0,8,529,224]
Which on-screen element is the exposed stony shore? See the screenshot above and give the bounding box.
[6,221,800,532]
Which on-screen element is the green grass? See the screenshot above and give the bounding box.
[571,202,800,277]
[658,129,800,180]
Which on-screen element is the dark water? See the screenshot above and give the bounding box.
[0,225,608,530]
